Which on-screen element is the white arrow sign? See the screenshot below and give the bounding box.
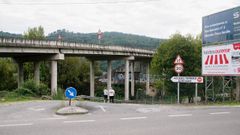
[68,90,74,97]
[171,76,204,83]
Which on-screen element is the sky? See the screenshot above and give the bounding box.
[0,0,239,39]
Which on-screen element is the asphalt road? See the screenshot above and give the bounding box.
[0,101,240,135]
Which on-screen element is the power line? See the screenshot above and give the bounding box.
[0,0,161,5]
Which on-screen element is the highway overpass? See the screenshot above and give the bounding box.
[0,38,155,100]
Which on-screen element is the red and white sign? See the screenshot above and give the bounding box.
[202,43,240,76]
[174,64,184,74]
[171,76,204,83]
[174,55,184,64]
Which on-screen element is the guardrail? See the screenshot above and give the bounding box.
[0,38,155,54]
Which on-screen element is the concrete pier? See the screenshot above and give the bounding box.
[107,60,112,101]
[34,61,40,85]
[51,60,58,96]
[90,60,95,97]
[131,61,135,97]
[125,60,129,101]
[17,62,24,88]
[146,62,150,94]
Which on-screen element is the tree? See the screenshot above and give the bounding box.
[0,58,17,90]
[24,26,45,40]
[151,33,202,100]
[58,57,102,95]
[23,26,48,85]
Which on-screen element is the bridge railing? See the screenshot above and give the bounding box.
[0,38,155,54]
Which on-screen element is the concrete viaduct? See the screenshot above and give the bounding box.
[0,38,155,100]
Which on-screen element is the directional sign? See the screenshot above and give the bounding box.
[65,87,77,99]
[174,55,184,64]
[174,64,184,74]
[171,76,204,83]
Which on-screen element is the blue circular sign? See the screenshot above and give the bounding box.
[65,87,77,99]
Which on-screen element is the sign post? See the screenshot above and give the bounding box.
[65,87,77,106]
[195,83,198,104]
[177,73,180,104]
[174,55,184,104]
[170,76,203,104]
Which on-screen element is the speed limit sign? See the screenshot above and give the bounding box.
[174,64,184,74]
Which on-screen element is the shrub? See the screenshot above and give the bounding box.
[52,88,65,100]
[0,90,9,98]
[22,80,38,94]
[38,83,50,96]
[16,80,50,97]
[14,87,36,97]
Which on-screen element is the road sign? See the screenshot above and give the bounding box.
[174,55,184,64]
[171,76,204,83]
[174,64,184,74]
[65,87,77,99]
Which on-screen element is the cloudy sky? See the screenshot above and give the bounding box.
[0,0,239,38]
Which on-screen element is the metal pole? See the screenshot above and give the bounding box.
[195,83,198,104]
[69,99,71,106]
[222,76,225,102]
[177,73,180,104]
[107,60,112,103]
[205,76,208,103]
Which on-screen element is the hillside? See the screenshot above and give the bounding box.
[47,29,165,49]
[0,29,165,49]
[0,31,23,39]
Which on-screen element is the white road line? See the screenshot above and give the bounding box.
[99,106,106,112]
[0,123,33,127]
[120,117,147,120]
[63,120,95,123]
[28,107,45,111]
[168,114,192,117]
[209,112,231,115]
[39,117,67,120]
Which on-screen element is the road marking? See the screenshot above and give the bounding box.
[28,107,45,111]
[120,116,147,120]
[168,114,192,117]
[98,106,106,112]
[63,120,95,123]
[0,123,33,127]
[39,117,67,120]
[209,112,230,115]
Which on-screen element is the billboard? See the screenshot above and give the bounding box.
[202,43,240,76]
[202,6,240,44]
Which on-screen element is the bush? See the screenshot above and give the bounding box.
[0,90,9,98]
[14,87,36,97]
[38,83,50,96]
[22,80,38,94]
[16,80,50,97]
[52,88,65,100]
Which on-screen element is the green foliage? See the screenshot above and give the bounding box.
[58,57,89,88]
[52,88,64,100]
[15,80,50,97]
[0,91,9,98]
[0,91,36,102]
[0,58,17,90]
[47,29,165,49]
[151,33,203,98]
[0,31,23,39]
[15,87,36,97]
[40,62,50,86]
[23,62,34,80]
[38,83,50,96]
[24,26,45,40]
